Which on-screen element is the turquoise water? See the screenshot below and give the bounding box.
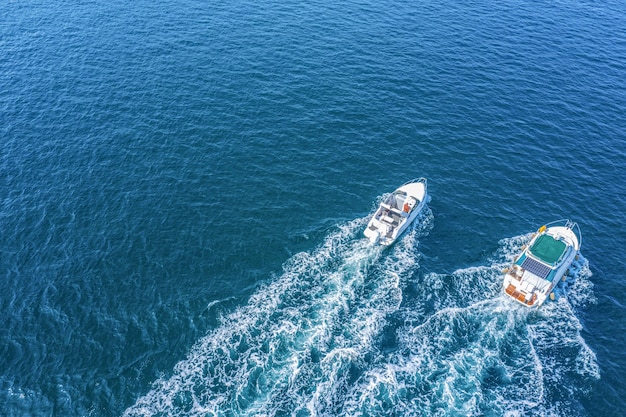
[1,0,625,415]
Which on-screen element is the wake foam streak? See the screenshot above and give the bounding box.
[125,210,433,416]
[341,234,598,417]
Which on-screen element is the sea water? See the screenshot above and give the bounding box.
[1,0,625,416]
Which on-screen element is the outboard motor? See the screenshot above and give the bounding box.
[369,230,380,245]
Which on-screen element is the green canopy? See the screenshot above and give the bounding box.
[530,234,566,265]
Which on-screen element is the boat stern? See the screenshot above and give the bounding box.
[504,279,545,307]
[365,228,380,244]
[502,265,551,308]
[364,217,390,245]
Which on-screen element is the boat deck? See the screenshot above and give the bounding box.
[505,283,537,306]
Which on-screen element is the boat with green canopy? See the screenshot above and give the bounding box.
[503,219,581,307]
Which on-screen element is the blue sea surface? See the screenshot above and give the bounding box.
[1,0,625,415]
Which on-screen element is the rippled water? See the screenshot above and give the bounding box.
[1,0,625,416]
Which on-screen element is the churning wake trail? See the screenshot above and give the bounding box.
[124,225,598,417]
[341,234,599,417]
[124,210,434,417]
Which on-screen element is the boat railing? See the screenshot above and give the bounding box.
[544,218,582,250]
[569,220,582,249]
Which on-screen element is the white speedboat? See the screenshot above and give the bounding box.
[503,219,582,307]
[364,178,428,246]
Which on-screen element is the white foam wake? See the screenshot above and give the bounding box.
[124,210,434,416]
[341,234,598,417]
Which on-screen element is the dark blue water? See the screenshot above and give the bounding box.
[2,0,625,415]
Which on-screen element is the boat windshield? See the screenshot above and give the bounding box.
[529,234,566,265]
[387,191,406,209]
